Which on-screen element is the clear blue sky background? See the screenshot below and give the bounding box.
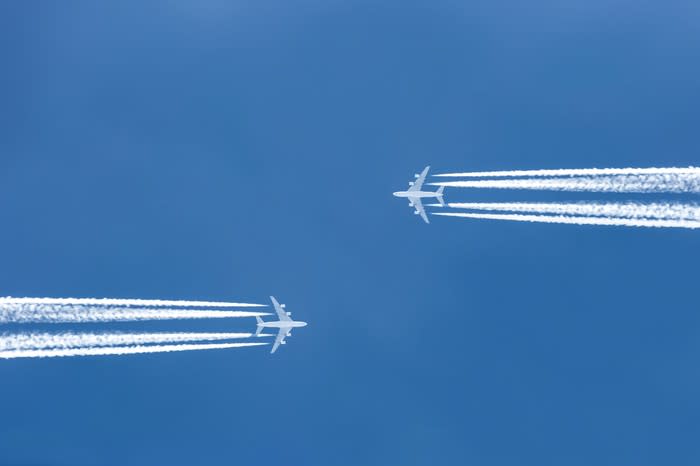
[1,2,700,465]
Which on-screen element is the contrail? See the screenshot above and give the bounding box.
[429,202,700,221]
[0,304,270,324]
[430,174,700,193]
[434,211,700,229]
[0,297,265,308]
[435,166,700,178]
[0,342,268,359]
[0,331,271,351]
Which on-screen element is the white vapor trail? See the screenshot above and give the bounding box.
[434,212,700,229]
[0,332,271,351]
[430,202,700,221]
[0,297,265,308]
[0,342,267,359]
[0,305,270,324]
[436,166,700,178]
[430,174,700,193]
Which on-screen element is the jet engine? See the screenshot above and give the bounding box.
[414,174,420,178]
[286,312,292,316]
[408,182,414,186]
[414,211,420,215]
[281,341,286,345]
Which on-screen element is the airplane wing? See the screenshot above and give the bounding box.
[270,328,287,354]
[270,296,291,321]
[408,166,430,192]
[412,197,429,224]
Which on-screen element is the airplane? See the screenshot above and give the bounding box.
[393,166,445,223]
[255,296,307,354]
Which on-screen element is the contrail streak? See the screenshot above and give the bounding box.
[430,174,700,193]
[0,305,270,324]
[429,202,700,221]
[0,332,271,351]
[436,166,700,178]
[433,211,700,229]
[0,342,267,359]
[0,297,265,308]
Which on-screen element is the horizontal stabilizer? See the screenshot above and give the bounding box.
[255,316,264,336]
[436,186,445,207]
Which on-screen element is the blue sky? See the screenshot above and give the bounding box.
[1,1,700,465]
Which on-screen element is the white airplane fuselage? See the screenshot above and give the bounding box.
[258,320,307,329]
[393,190,440,199]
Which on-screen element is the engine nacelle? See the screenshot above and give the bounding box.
[408,182,414,186]
[414,174,420,178]
[414,211,420,215]
[281,341,286,345]
[286,312,292,316]
[280,304,286,308]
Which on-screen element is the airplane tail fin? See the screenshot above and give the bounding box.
[436,186,445,207]
[255,316,264,336]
